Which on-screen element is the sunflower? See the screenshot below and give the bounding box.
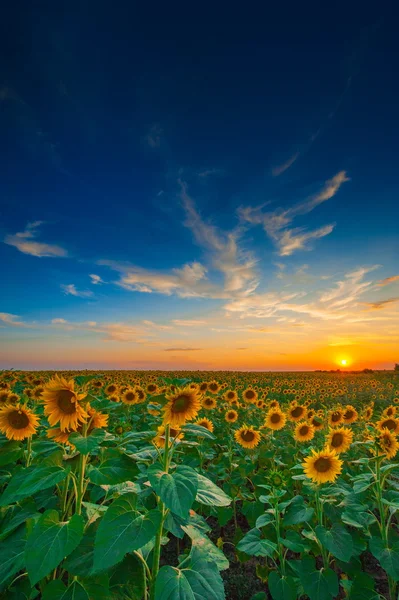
[377,428,399,460]
[199,382,208,393]
[43,376,88,431]
[87,406,108,430]
[208,381,220,394]
[121,389,138,405]
[382,405,397,418]
[224,390,238,403]
[146,383,158,395]
[0,403,39,440]
[105,383,119,396]
[342,405,358,425]
[242,388,258,404]
[328,410,344,427]
[225,409,238,423]
[202,396,217,410]
[153,425,183,447]
[47,427,73,446]
[195,417,214,432]
[325,427,353,454]
[235,425,261,449]
[135,387,147,403]
[92,380,103,389]
[288,404,306,422]
[269,400,280,409]
[108,394,120,403]
[310,415,325,431]
[302,448,343,484]
[363,406,373,421]
[264,409,286,431]
[376,417,399,435]
[7,393,20,404]
[163,386,202,427]
[294,422,315,442]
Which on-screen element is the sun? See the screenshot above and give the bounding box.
[340,359,347,366]
[336,356,351,368]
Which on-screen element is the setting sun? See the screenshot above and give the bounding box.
[341,359,347,366]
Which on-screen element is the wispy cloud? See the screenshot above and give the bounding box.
[51,318,68,324]
[61,284,93,298]
[363,297,399,310]
[239,171,349,255]
[4,221,68,258]
[0,313,29,327]
[89,274,105,285]
[164,347,202,352]
[180,180,258,293]
[142,320,173,331]
[172,319,207,326]
[377,275,399,287]
[145,124,163,148]
[272,152,300,177]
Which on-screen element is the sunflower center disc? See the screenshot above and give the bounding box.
[8,411,30,429]
[173,395,190,413]
[57,390,77,414]
[314,457,331,473]
[241,430,255,442]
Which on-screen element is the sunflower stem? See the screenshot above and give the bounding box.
[26,435,32,467]
[150,424,170,600]
[75,422,88,516]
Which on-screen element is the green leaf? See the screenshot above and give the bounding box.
[0,525,26,588]
[69,429,106,454]
[60,582,90,600]
[268,571,297,600]
[182,423,216,440]
[88,451,138,485]
[155,546,225,600]
[255,512,274,528]
[63,522,97,577]
[75,374,102,387]
[369,536,399,581]
[316,524,354,563]
[42,580,67,599]
[0,465,68,506]
[0,500,39,540]
[25,510,84,586]
[94,493,161,571]
[280,530,310,553]
[301,567,338,600]
[242,501,265,528]
[195,474,231,507]
[109,554,145,600]
[148,465,198,518]
[347,573,379,600]
[283,496,314,525]
[181,525,229,570]
[0,441,23,466]
[236,528,277,558]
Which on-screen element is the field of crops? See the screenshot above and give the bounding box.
[0,370,398,600]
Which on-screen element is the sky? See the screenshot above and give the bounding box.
[1,3,398,371]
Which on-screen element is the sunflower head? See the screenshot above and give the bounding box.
[195,417,214,433]
[202,396,217,410]
[105,383,119,396]
[328,410,343,426]
[225,409,238,423]
[342,405,358,424]
[235,425,261,449]
[163,386,202,427]
[326,427,353,454]
[302,448,343,484]
[42,375,88,431]
[224,390,238,403]
[294,422,315,442]
[208,381,220,394]
[377,428,399,460]
[0,403,39,440]
[121,389,138,405]
[264,409,286,431]
[376,417,399,435]
[243,388,258,404]
[288,405,306,422]
[47,427,73,446]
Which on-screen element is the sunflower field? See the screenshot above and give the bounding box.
[0,370,399,600]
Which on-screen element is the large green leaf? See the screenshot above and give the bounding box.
[69,429,106,455]
[268,571,297,600]
[369,536,399,581]
[301,567,338,600]
[25,510,84,585]
[182,423,216,440]
[283,496,314,526]
[316,524,354,563]
[63,522,97,577]
[280,530,310,553]
[236,528,277,558]
[0,441,23,466]
[109,554,145,600]
[0,465,68,506]
[195,474,231,507]
[347,573,379,600]
[155,547,225,600]
[88,451,138,485]
[148,465,198,518]
[94,493,161,571]
[181,525,229,571]
[0,500,39,540]
[0,524,26,588]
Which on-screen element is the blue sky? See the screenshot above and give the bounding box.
[1,3,398,370]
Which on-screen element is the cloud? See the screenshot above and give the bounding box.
[0,313,28,327]
[272,152,300,177]
[51,318,68,324]
[89,274,104,285]
[239,171,349,255]
[164,347,202,352]
[377,275,399,287]
[180,180,258,293]
[172,319,207,326]
[4,221,68,258]
[363,297,399,310]
[61,284,93,298]
[145,124,163,148]
[142,320,173,331]
[99,260,218,298]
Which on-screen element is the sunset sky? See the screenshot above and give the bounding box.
[1,4,398,370]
